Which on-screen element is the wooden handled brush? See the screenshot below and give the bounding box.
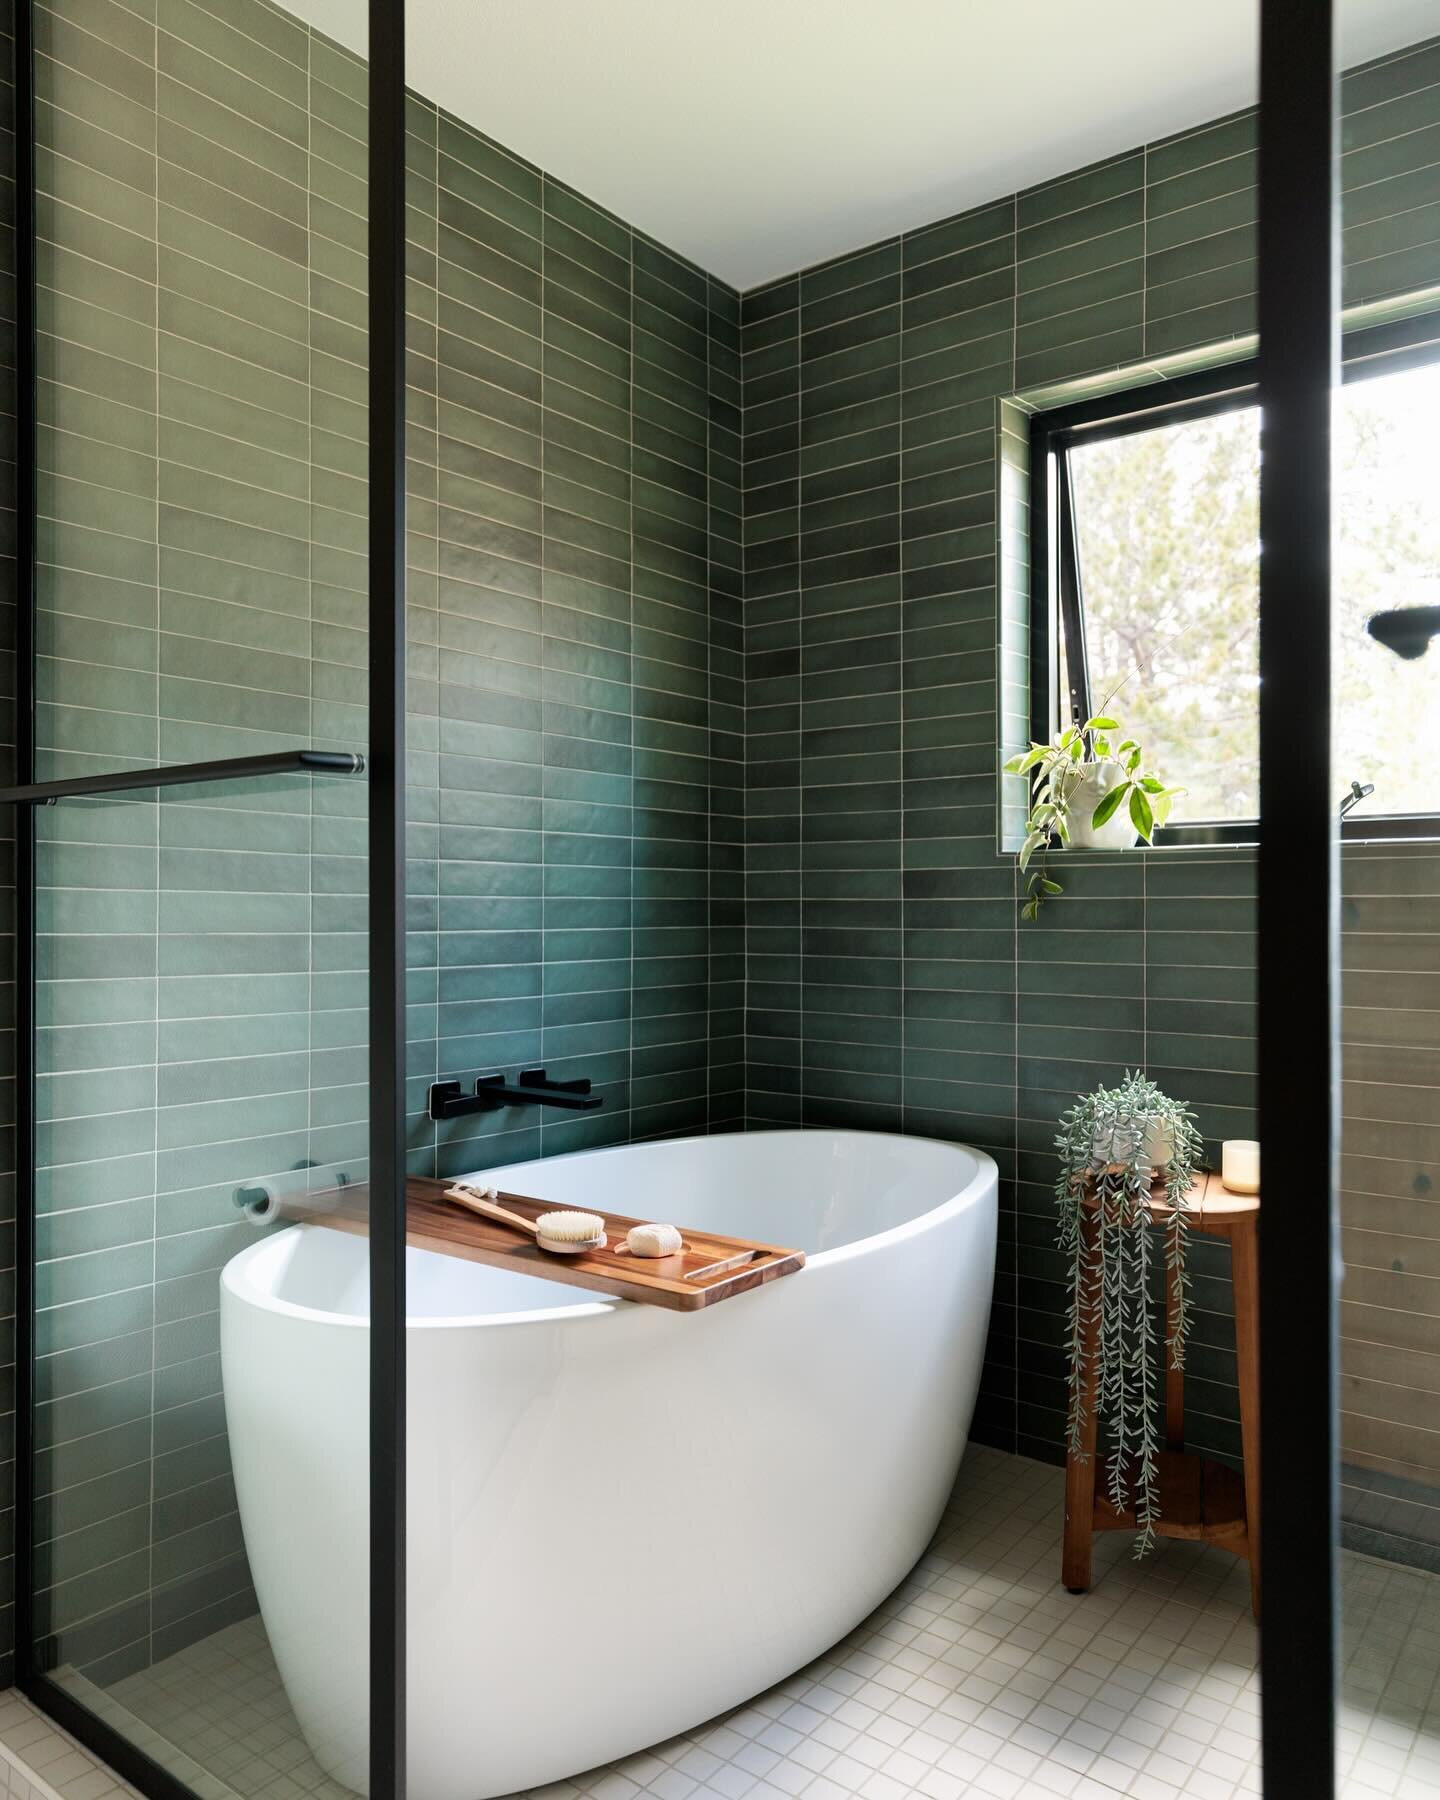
[445,1183,606,1254]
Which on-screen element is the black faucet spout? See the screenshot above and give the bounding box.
[428,1068,603,1122]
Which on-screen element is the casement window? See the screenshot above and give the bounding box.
[1028,322,1440,843]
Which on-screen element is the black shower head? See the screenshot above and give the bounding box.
[1367,605,1440,660]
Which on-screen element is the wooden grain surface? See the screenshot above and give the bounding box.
[309,1176,805,1312]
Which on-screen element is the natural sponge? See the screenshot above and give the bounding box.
[624,1222,683,1258]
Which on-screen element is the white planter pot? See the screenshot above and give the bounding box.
[1065,763,1137,850]
[1093,1116,1175,1173]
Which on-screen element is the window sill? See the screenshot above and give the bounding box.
[998,813,1440,859]
[1150,816,1440,847]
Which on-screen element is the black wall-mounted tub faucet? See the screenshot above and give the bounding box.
[428,1068,603,1122]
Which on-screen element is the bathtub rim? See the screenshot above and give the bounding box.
[220,1128,997,1333]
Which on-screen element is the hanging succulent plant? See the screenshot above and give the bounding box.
[1055,1072,1204,1556]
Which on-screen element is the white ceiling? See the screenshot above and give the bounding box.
[285,1,1440,291]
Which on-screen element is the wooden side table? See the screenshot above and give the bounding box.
[1061,1169,1261,1618]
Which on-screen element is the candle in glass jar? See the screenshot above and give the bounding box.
[1221,1139,1260,1194]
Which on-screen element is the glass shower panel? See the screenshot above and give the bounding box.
[26,0,372,1793]
[33,0,367,784]
[31,766,368,1795]
[1335,374,1440,1793]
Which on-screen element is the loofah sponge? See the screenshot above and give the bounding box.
[625,1222,683,1258]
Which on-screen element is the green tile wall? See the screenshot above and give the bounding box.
[10,0,1440,1699]
[30,0,372,1686]
[740,32,1440,1565]
[399,99,743,1181]
[24,0,740,1686]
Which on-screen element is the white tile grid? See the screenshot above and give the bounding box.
[0,1687,139,1800]
[6,1447,1440,1800]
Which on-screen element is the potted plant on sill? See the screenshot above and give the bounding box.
[1056,1072,1204,1555]
[1004,714,1184,920]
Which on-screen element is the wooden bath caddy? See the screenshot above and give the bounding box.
[310,1176,805,1312]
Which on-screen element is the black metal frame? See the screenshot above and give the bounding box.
[1027,320,1440,845]
[3,3,1355,1800]
[1256,2,1341,1793]
[8,1,410,1796]
[368,0,408,1792]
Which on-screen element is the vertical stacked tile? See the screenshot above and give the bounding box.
[899,200,1018,1443]
[1341,38,1440,310]
[149,0,318,1663]
[1144,113,1257,361]
[403,92,441,1176]
[1016,153,1144,392]
[1339,842,1440,1568]
[536,175,632,1156]
[427,116,546,1176]
[706,278,745,1130]
[32,0,160,1679]
[797,244,902,1132]
[1142,854,1258,1473]
[741,278,800,1122]
[34,0,158,782]
[305,37,369,1258]
[630,229,710,1140]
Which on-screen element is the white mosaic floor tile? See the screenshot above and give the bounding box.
[4,1448,1439,1800]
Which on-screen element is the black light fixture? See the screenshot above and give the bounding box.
[1366,604,1440,659]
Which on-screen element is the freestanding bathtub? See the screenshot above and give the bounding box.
[221,1129,997,1800]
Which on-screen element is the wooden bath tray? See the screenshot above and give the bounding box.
[310,1176,805,1312]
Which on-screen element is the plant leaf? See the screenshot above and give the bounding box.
[1139,775,1166,794]
[1021,898,1040,922]
[1082,716,1119,731]
[1091,780,1131,827]
[1041,878,1064,895]
[1126,746,1142,773]
[1129,784,1155,842]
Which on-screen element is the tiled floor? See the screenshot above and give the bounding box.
[10,1447,1440,1800]
[0,1688,138,1800]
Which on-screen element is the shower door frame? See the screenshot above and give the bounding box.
[7,2,412,1798]
[1255,1,1341,1795]
[5,2,1348,1800]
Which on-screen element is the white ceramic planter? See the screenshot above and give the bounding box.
[1093,1116,1175,1172]
[1065,762,1137,850]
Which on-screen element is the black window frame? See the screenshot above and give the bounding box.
[1027,313,1440,845]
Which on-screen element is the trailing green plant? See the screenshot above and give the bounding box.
[1004,714,1184,920]
[1055,1072,1204,1557]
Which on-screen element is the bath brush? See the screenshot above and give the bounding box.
[445,1183,606,1254]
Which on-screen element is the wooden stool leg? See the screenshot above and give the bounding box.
[1166,1224,1185,1453]
[1232,1215,1261,1619]
[1062,1208,1101,1593]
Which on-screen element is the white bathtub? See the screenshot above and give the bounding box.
[220,1128,997,1800]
